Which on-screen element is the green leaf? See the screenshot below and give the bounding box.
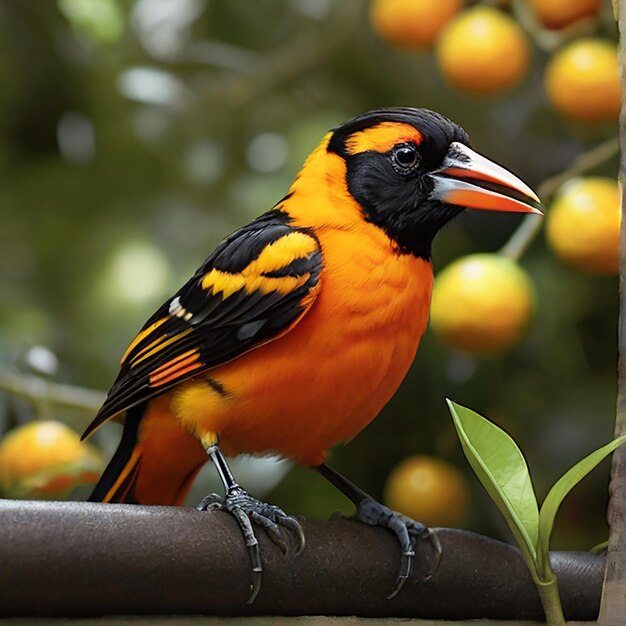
[447,400,539,568]
[537,434,626,576]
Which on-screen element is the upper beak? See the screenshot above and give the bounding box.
[429,142,542,215]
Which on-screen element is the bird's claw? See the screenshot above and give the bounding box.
[197,487,304,603]
[423,528,442,581]
[196,492,223,511]
[352,498,441,600]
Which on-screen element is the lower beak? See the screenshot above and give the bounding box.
[429,142,542,215]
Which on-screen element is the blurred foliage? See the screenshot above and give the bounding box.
[0,0,620,552]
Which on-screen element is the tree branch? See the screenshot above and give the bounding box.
[0,500,603,619]
[500,135,619,261]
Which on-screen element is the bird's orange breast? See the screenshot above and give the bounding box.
[170,136,433,465]
[171,222,432,465]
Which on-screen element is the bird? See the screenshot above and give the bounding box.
[83,107,541,603]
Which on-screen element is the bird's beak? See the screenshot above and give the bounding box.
[429,142,542,215]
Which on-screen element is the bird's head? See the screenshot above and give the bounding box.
[325,107,541,259]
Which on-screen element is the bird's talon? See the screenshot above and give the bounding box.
[271,533,289,554]
[387,551,414,600]
[249,510,286,550]
[280,515,306,554]
[294,525,306,555]
[350,497,437,599]
[386,576,407,601]
[400,552,413,578]
[265,528,288,555]
[423,529,442,580]
[198,487,303,602]
[247,570,262,605]
[196,493,222,511]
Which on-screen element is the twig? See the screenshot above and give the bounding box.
[500,135,619,261]
[536,136,620,199]
[512,0,600,53]
[0,368,104,414]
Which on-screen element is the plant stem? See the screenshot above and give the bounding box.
[498,213,543,262]
[500,135,619,261]
[537,577,567,626]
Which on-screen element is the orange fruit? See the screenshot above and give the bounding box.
[545,38,620,122]
[430,254,535,353]
[530,0,602,30]
[384,455,470,527]
[547,177,621,274]
[436,6,530,94]
[0,420,103,499]
[369,0,464,49]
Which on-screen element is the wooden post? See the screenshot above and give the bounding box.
[598,2,626,623]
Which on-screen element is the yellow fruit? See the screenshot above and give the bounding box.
[384,455,470,527]
[0,420,103,499]
[430,254,535,353]
[547,177,621,274]
[436,6,530,95]
[369,0,463,49]
[530,0,602,30]
[545,39,620,122]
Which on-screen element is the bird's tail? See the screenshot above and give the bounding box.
[88,399,208,506]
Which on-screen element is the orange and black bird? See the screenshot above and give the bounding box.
[84,108,541,602]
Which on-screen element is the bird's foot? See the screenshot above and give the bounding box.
[352,498,442,600]
[197,487,305,603]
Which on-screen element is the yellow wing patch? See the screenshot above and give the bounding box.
[345,122,423,156]
[255,231,318,271]
[201,231,319,299]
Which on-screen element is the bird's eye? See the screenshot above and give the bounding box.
[391,144,419,174]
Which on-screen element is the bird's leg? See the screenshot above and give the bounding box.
[197,440,305,604]
[315,462,442,600]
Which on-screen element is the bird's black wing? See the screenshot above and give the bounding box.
[82,209,322,439]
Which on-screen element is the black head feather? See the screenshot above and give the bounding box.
[328,107,471,260]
